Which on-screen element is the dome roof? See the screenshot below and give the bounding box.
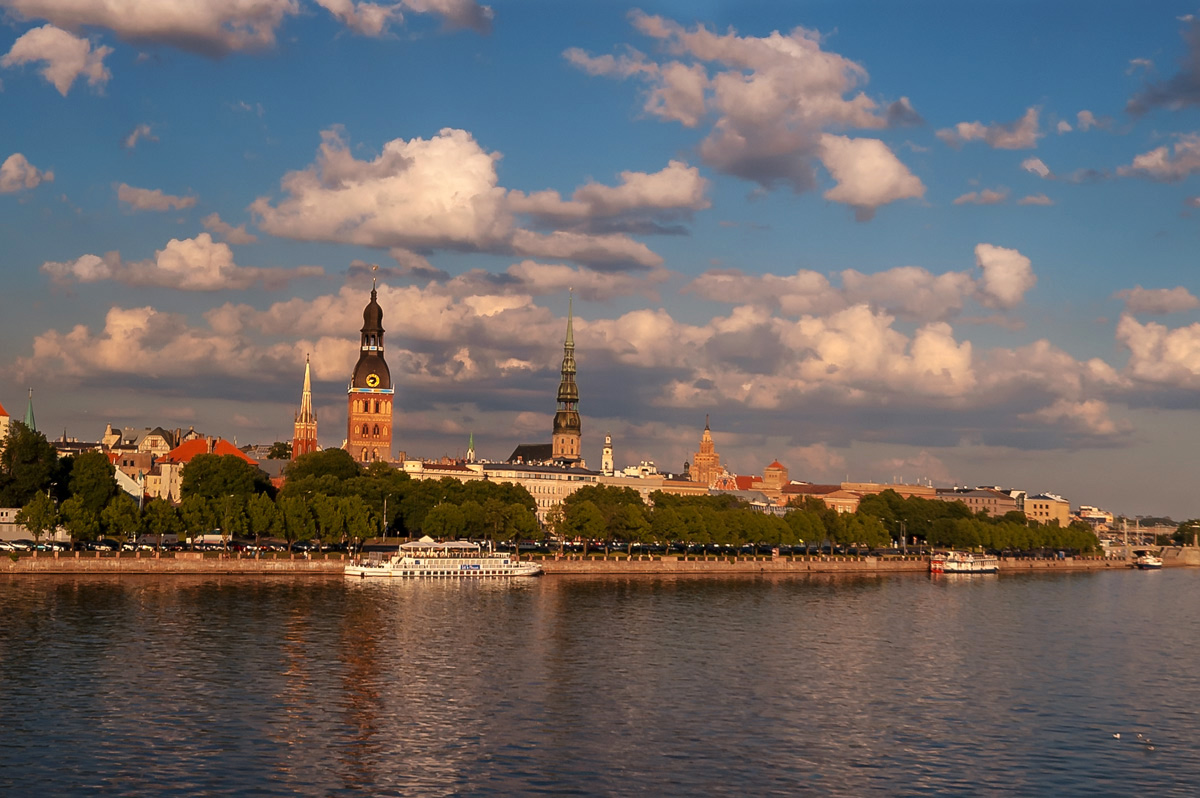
[361,288,384,332]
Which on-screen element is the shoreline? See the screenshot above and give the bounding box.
[0,551,1157,576]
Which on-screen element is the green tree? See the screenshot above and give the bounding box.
[68,451,119,523]
[563,500,605,550]
[141,498,183,545]
[217,494,248,544]
[651,507,686,549]
[0,422,59,508]
[279,495,315,549]
[614,504,651,554]
[181,454,269,499]
[285,449,362,482]
[180,495,217,541]
[340,495,373,547]
[101,493,141,544]
[246,492,281,542]
[59,495,102,542]
[15,491,58,543]
[267,441,292,460]
[423,503,467,539]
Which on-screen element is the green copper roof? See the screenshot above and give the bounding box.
[24,388,35,432]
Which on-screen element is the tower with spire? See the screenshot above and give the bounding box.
[692,415,721,487]
[24,388,36,432]
[466,432,476,462]
[346,276,394,463]
[551,292,582,465]
[292,355,319,460]
[601,433,614,476]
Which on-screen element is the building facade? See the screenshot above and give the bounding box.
[1026,493,1070,526]
[347,282,394,463]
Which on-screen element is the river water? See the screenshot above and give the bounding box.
[0,569,1195,796]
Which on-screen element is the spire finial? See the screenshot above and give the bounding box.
[705,413,710,431]
[371,263,378,293]
[565,289,574,348]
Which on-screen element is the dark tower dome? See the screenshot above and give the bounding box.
[362,287,384,331]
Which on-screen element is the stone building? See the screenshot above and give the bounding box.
[292,355,318,459]
[346,280,394,463]
[691,416,721,488]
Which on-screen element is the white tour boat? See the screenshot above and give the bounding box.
[930,551,999,574]
[345,536,544,579]
[1133,551,1163,570]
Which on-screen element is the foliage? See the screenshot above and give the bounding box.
[267,441,292,460]
[101,494,141,542]
[70,451,118,516]
[181,454,271,500]
[141,498,183,540]
[59,495,102,542]
[284,449,362,482]
[16,491,58,542]
[0,422,59,507]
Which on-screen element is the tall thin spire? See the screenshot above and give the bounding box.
[24,388,35,432]
[292,355,319,460]
[552,290,582,463]
[299,355,314,420]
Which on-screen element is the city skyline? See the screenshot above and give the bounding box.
[4,2,1200,518]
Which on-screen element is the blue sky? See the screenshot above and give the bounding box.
[4,0,1200,518]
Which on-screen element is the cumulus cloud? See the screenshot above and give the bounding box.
[1057,120,1072,134]
[507,159,710,231]
[1115,285,1200,315]
[936,106,1041,149]
[566,13,924,217]
[252,126,672,269]
[817,134,925,220]
[1117,314,1200,388]
[1021,398,1123,437]
[402,0,493,34]
[974,243,1035,309]
[0,152,53,193]
[123,124,157,149]
[40,233,321,291]
[116,183,196,212]
[953,188,1008,205]
[202,212,258,244]
[1117,134,1200,181]
[1128,17,1200,114]
[1,24,110,95]
[1017,193,1054,206]
[313,0,402,35]
[1021,157,1052,179]
[684,244,1034,323]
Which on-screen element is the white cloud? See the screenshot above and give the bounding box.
[500,261,668,301]
[116,183,196,212]
[40,233,321,291]
[4,0,299,56]
[202,212,258,244]
[313,0,402,35]
[511,229,663,269]
[1,24,110,95]
[1117,314,1200,388]
[0,152,53,193]
[123,124,157,149]
[1021,157,1052,179]
[1114,286,1200,315]
[1076,110,1098,131]
[1021,398,1122,437]
[817,134,925,221]
[507,159,710,225]
[953,188,1008,205]
[566,13,923,217]
[974,243,1035,309]
[1057,120,1072,134]
[1017,193,1054,206]
[401,0,493,34]
[1117,134,1200,181]
[936,106,1041,150]
[1128,57,1153,74]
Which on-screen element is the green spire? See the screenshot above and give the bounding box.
[565,289,574,348]
[24,388,35,432]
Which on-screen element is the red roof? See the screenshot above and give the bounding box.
[0,401,8,417]
[734,475,761,491]
[767,460,785,470]
[162,438,257,465]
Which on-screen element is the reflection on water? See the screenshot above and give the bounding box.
[1,571,1198,796]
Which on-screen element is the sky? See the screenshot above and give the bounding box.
[3,1,1200,519]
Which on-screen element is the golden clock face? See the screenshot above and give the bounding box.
[365,373,380,388]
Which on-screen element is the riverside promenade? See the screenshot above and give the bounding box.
[0,550,1153,575]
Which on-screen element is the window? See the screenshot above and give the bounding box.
[362,424,369,436]
[373,424,380,435]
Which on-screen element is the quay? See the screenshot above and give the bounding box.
[2,550,1179,575]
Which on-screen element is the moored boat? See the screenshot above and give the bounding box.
[1133,551,1163,570]
[345,536,543,578]
[930,550,999,574]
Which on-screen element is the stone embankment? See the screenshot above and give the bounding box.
[0,551,1178,576]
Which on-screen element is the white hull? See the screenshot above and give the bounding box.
[930,552,999,574]
[345,539,543,578]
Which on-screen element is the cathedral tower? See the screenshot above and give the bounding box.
[692,415,721,487]
[551,293,582,464]
[346,280,394,462]
[292,355,318,460]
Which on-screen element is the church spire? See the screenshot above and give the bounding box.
[552,291,582,464]
[292,355,319,460]
[24,388,35,432]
